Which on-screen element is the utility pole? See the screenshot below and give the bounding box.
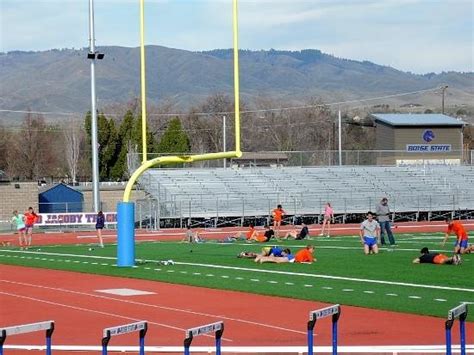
[441,85,448,114]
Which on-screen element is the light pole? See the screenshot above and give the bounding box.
[338,110,342,166]
[441,85,448,114]
[223,115,227,168]
[87,0,104,212]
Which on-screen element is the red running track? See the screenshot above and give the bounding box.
[1,265,472,349]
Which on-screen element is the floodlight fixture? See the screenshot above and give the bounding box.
[87,51,105,60]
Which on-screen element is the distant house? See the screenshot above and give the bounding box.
[370,113,465,165]
[39,183,83,213]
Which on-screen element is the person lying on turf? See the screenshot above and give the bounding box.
[247,225,275,243]
[412,247,461,265]
[254,245,317,264]
[282,223,310,240]
[254,248,294,263]
[294,245,316,263]
[238,246,288,259]
[182,225,205,243]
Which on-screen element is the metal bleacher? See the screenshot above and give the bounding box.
[138,165,474,220]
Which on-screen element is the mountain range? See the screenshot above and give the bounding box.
[1,46,473,122]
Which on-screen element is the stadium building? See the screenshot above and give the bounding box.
[371,114,465,165]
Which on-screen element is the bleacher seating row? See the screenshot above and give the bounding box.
[137,165,474,218]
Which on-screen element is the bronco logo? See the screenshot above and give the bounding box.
[422,129,435,143]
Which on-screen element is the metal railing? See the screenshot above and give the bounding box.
[128,150,472,169]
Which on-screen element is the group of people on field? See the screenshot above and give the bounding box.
[10,207,39,249]
[8,209,106,249]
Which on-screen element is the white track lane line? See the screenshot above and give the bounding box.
[0,280,307,336]
[0,291,210,336]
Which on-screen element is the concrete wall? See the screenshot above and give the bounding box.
[0,182,38,222]
[0,183,145,222]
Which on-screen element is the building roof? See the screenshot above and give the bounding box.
[371,114,465,127]
[39,182,83,196]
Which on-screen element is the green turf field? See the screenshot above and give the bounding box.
[0,232,472,320]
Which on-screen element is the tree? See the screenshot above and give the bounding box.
[132,114,158,155]
[84,112,119,180]
[63,122,82,184]
[101,116,119,180]
[0,124,9,173]
[156,117,190,154]
[9,112,58,180]
[110,110,135,179]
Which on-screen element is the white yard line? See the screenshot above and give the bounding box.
[1,249,473,293]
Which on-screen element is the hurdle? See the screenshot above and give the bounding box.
[0,320,54,355]
[184,321,224,355]
[102,321,147,355]
[307,304,341,355]
[445,303,468,355]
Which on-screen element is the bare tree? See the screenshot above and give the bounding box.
[0,123,9,173]
[8,112,59,180]
[63,121,82,184]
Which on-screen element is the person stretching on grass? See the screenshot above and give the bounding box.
[238,245,286,259]
[413,247,461,265]
[294,245,316,263]
[248,225,275,243]
[283,223,309,240]
[442,217,469,254]
[359,211,380,255]
[11,210,26,249]
[255,248,294,263]
[255,245,316,264]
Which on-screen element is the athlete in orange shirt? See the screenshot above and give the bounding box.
[24,207,38,249]
[294,245,316,263]
[442,218,469,254]
[245,225,256,240]
[272,204,285,237]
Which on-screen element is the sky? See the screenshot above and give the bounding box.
[1,0,473,74]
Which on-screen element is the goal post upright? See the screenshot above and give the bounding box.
[117,0,242,267]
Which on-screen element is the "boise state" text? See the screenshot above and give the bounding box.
[406,144,451,152]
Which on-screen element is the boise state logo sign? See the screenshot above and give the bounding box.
[422,130,435,143]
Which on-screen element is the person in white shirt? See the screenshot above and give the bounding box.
[359,211,381,255]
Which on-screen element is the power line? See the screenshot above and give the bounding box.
[0,86,446,119]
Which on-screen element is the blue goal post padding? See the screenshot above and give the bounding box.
[117,202,136,267]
